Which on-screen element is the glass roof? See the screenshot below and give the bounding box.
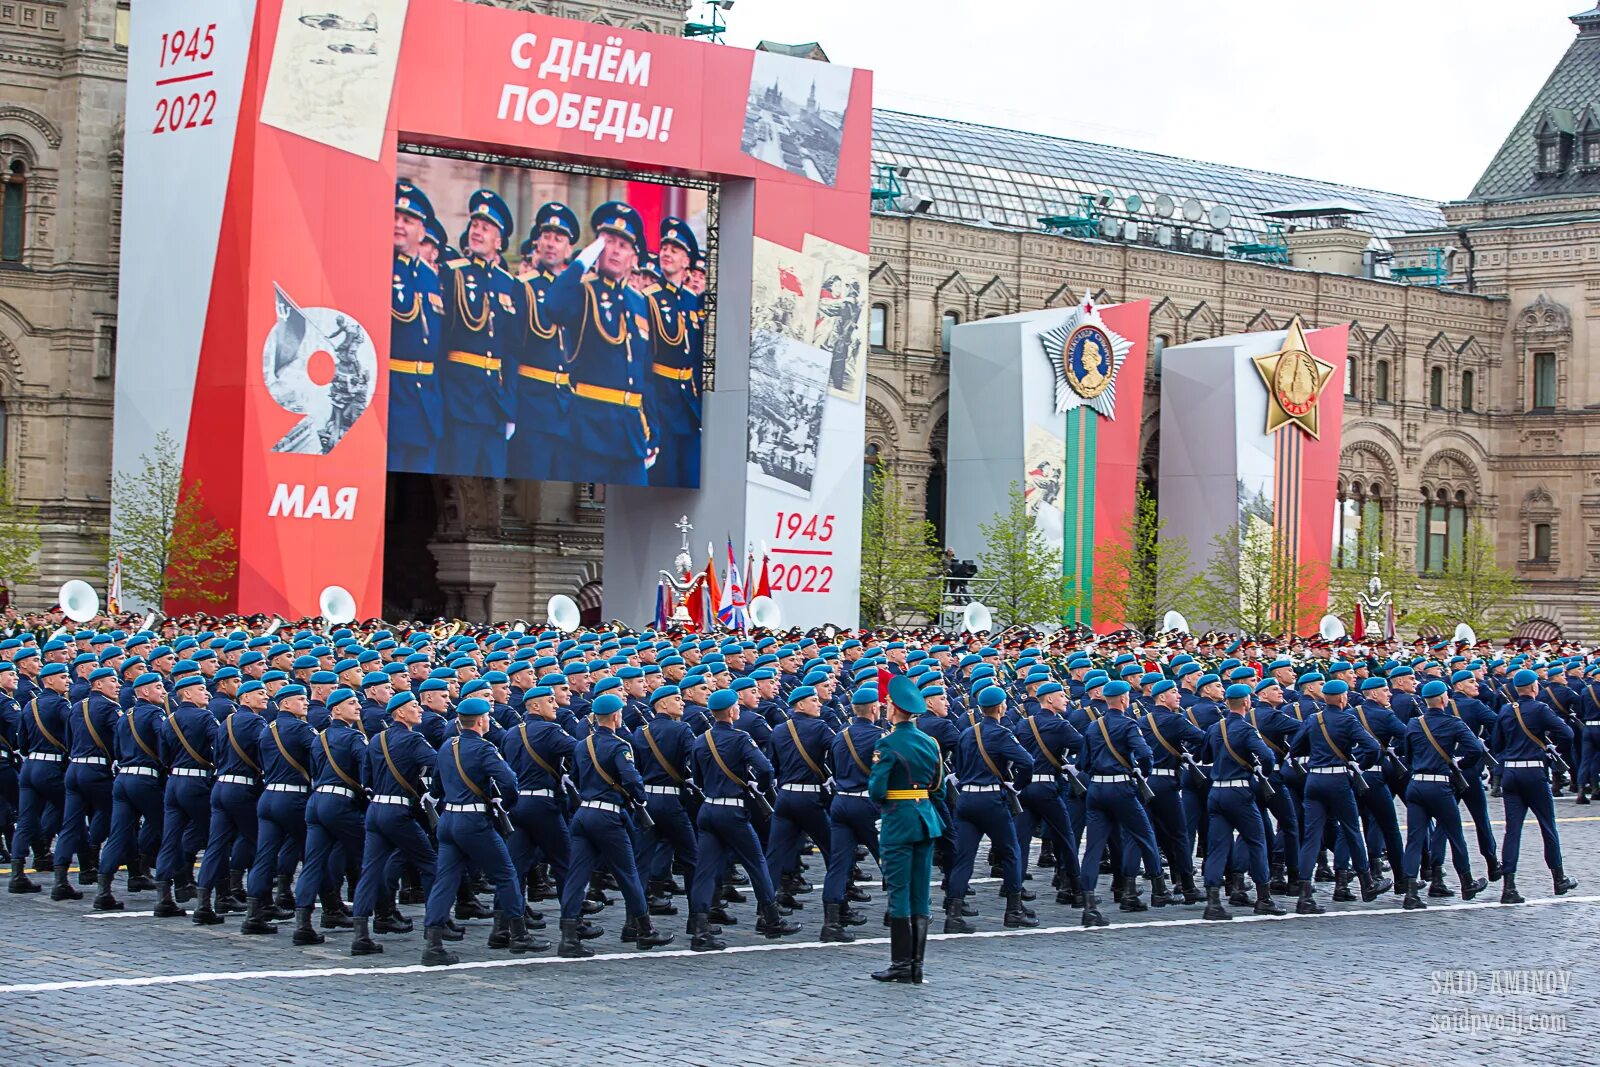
[870,109,1445,255]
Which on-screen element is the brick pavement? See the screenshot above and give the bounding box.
[2,804,1596,1065]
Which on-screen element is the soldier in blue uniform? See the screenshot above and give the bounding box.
[1290,678,1390,913]
[1199,683,1283,921]
[501,684,577,931]
[7,661,70,893]
[1351,675,1407,896]
[632,684,700,916]
[1491,668,1577,903]
[290,687,370,945]
[192,678,267,923]
[946,685,1036,929]
[763,682,835,919]
[1399,680,1489,909]
[241,684,314,935]
[50,666,121,899]
[438,190,520,478]
[1138,678,1208,904]
[92,672,168,911]
[388,180,444,473]
[542,201,655,485]
[153,674,218,917]
[645,216,704,487]
[1080,680,1170,924]
[1013,680,1088,909]
[508,203,579,483]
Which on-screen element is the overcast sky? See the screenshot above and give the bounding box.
[717,0,1585,202]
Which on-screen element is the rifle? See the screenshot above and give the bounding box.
[1129,764,1156,803]
[486,779,514,837]
[1248,756,1277,800]
[1060,760,1088,798]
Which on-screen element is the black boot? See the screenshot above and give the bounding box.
[1358,870,1392,902]
[942,896,975,934]
[78,861,97,887]
[1080,893,1108,928]
[374,896,413,933]
[1427,868,1455,898]
[127,856,156,893]
[320,892,354,929]
[909,915,929,984]
[1486,855,1504,882]
[1203,885,1231,921]
[632,913,673,949]
[50,866,83,902]
[1003,891,1039,927]
[92,872,124,912]
[1148,873,1176,908]
[174,868,196,903]
[507,914,549,953]
[455,885,493,920]
[775,890,803,912]
[871,917,915,983]
[1180,872,1202,905]
[153,878,186,917]
[1554,868,1578,895]
[821,901,855,942]
[225,869,248,909]
[1500,873,1524,904]
[191,886,224,925]
[1314,859,1335,882]
[1461,875,1488,900]
[1332,870,1357,902]
[1295,879,1323,915]
[558,917,595,957]
[1268,862,1289,895]
[1577,787,1591,805]
[263,876,293,920]
[351,915,384,955]
[487,914,511,949]
[839,902,868,927]
[440,919,466,941]
[293,906,326,945]
[647,891,678,916]
[708,902,735,926]
[1118,883,1148,912]
[421,925,459,966]
[1226,872,1251,907]
[756,900,801,938]
[689,912,726,952]
[1252,881,1285,916]
[846,882,871,903]
[1402,877,1426,910]
[240,897,278,934]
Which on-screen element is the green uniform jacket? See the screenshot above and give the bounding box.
[868,720,947,845]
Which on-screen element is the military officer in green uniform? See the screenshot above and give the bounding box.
[867,675,946,984]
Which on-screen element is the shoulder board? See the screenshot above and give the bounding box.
[445,257,471,269]
[493,265,515,281]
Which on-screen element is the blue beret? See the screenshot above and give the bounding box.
[1451,669,1475,684]
[590,692,625,718]
[460,679,489,698]
[275,684,306,700]
[1197,673,1220,688]
[707,689,738,713]
[1138,671,1162,686]
[174,675,205,691]
[236,680,265,697]
[1298,672,1324,685]
[1328,661,1353,673]
[360,672,388,688]
[680,673,710,690]
[1359,676,1388,692]
[13,648,38,663]
[1118,664,1142,678]
[133,671,162,688]
[519,685,549,702]
[788,685,818,703]
[750,667,777,681]
[1104,680,1132,698]
[731,677,757,692]
[262,670,288,685]
[593,676,622,695]
[1548,664,1567,678]
[1223,683,1251,700]
[481,670,508,685]
[617,665,644,680]
[238,651,264,668]
[563,661,589,677]
[39,662,68,679]
[1420,680,1449,699]
[88,667,116,683]
[1512,668,1539,688]
[1037,680,1064,697]
[803,669,831,686]
[1254,678,1279,694]
[535,673,565,688]
[0,662,12,674]
[1228,666,1256,682]
[1174,663,1201,680]
[648,685,680,705]
[384,692,417,714]
[1267,658,1292,672]
[976,685,1008,708]
[923,684,946,698]
[418,678,450,694]
[1388,665,1414,679]
[308,670,338,685]
[327,687,358,707]
[888,675,925,715]
[1084,675,1107,692]
[1322,679,1349,696]
[851,686,879,705]
[456,697,491,719]
[1151,679,1176,697]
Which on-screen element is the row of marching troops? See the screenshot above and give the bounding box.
[0,623,1589,964]
[390,179,707,487]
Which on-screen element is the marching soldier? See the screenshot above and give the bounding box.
[763,681,835,915]
[1399,680,1489,909]
[502,683,577,926]
[820,686,883,940]
[946,685,1035,929]
[1014,679,1087,907]
[92,671,168,911]
[153,674,218,918]
[389,180,444,473]
[1080,679,1169,923]
[1139,678,1207,904]
[50,666,121,899]
[290,688,370,945]
[1199,683,1282,921]
[193,678,268,924]
[1491,668,1577,903]
[508,203,579,482]
[242,684,314,935]
[632,684,700,913]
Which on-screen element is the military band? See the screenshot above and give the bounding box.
[3,617,1595,984]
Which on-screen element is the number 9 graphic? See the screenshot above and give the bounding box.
[263,283,376,454]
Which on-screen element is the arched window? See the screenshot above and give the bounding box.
[1,159,25,262]
[1345,357,1357,397]
[1335,480,1384,569]
[1429,365,1444,409]
[869,304,887,350]
[1416,485,1470,575]
[940,310,959,356]
[1375,359,1390,402]
[1461,369,1475,412]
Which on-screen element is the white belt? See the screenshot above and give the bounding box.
[1148,769,1176,777]
[585,800,624,813]
[1211,780,1251,788]
[782,783,824,793]
[26,752,63,762]
[835,789,866,796]
[171,767,209,777]
[316,785,354,798]
[217,774,258,786]
[266,783,308,793]
[1093,774,1131,783]
[445,803,486,813]
[120,765,159,777]
[1584,721,1600,728]
[1310,766,1347,775]
[1504,760,1545,769]
[644,784,682,795]
[75,755,109,766]
[1412,773,1452,783]
[518,788,554,797]
[702,796,744,807]
[961,785,1002,793]
[371,795,412,806]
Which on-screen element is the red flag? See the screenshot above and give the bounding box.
[1352,602,1366,641]
[755,554,773,600]
[778,267,804,295]
[702,549,721,633]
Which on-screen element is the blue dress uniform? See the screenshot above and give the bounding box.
[1288,681,1385,910]
[645,217,703,488]
[1576,674,1600,800]
[8,672,70,890]
[351,717,439,939]
[291,713,371,941]
[1400,685,1489,906]
[508,204,578,483]
[51,687,121,893]
[822,696,884,917]
[194,697,267,916]
[1432,678,1500,877]
[500,710,577,903]
[437,190,520,478]
[389,181,444,474]
[154,682,218,910]
[1351,689,1407,882]
[542,202,654,486]
[1013,684,1086,903]
[946,688,1035,924]
[93,695,167,909]
[1136,685,1207,900]
[1,675,22,856]
[915,701,962,879]
[243,695,316,929]
[558,710,656,945]
[1245,693,1305,889]
[688,702,784,930]
[423,703,524,929]
[1079,684,1165,918]
[762,699,836,900]
[1490,671,1577,900]
[631,695,700,903]
[1199,692,1279,914]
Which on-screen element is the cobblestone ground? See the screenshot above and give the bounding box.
[3,803,1597,1065]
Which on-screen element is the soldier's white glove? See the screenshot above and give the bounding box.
[576,237,607,272]
[505,422,516,441]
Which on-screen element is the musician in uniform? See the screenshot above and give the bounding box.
[388,180,444,473]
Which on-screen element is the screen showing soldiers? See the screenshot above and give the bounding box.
[386,154,712,488]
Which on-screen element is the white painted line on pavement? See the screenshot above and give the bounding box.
[82,911,156,919]
[4,893,1597,994]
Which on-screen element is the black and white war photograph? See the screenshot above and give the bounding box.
[747,328,829,496]
[740,49,853,185]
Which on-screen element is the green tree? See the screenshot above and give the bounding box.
[858,461,942,625]
[1094,483,1200,633]
[976,481,1078,627]
[1412,520,1522,636]
[0,470,41,600]
[1195,520,1323,635]
[110,431,237,608]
